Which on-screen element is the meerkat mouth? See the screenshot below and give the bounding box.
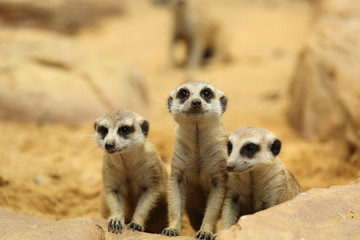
[105,148,125,154]
[183,108,206,115]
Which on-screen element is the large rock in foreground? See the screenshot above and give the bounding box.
[218,179,360,240]
[287,0,360,163]
[1,180,360,240]
[0,209,193,240]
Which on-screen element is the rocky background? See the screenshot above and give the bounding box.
[0,0,359,239]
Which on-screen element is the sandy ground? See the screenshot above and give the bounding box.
[1,0,360,236]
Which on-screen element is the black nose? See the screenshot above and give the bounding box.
[191,99,202,108]
[226,165,235,172]
[105,143,115,150]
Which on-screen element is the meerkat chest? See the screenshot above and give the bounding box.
[111,158,151,200]
[228,173,252,197]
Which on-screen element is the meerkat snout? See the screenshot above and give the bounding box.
[191,99,202,108]
[105,142,115,151]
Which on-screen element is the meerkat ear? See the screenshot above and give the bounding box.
[220,95,227,113]
[94,120,98,130]
[271,139,281,156]
[140,120,149,137]
[167,96,173,113]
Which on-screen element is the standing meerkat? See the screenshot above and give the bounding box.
[215,126,300,238]
[154,0,230,70]
[94,110,168,234]
[162,81,228,240]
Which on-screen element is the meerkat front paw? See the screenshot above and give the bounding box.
[211,233,218,240]
[127,222,144,232]
[195,230,213,240]
[161,227,179,237]
[108,216,124,234]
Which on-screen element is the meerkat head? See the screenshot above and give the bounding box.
[94,110,149,154]
[226,126,281,173]
[167,81,227,122]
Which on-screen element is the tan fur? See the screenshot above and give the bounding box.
[219,126,300,233]
[155,0,230,70]
[162,81,228,239]
[94,110,168,234]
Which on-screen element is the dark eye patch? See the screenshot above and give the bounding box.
[227,141,233,155]
[118,125,135,136]
[240,143,260,158]
[176,88,190,103]
[97,126,108,139]
[200,88,214,102]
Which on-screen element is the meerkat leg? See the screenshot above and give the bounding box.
[105,188,125,234]
[162,169,185,236]
[196,179,226,239]
[128,188,161,232]
[220,193,241,230]
[187,40,205,70]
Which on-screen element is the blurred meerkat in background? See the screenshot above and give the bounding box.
[154,0,231,71]
[214,126,300,239]
[94,110,168,234]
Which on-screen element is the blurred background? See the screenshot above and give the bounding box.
[0,0,359,235]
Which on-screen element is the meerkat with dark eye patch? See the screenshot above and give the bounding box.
[94,110,168,235]
[161,81,228,240]
[213,126,300,239]
[154,0,230,71]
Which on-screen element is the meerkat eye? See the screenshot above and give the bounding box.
[97,126,108,138]
[246,144,258,152]
[118,125,134,136]
[119,126,130,134]
[200,88,214,100]
[240,143,260,158]
[227,141,233,155]
[177,88,189,100]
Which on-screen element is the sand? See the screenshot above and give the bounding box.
[0,0,359,237]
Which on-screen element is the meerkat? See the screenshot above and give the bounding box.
[154,0,230,70]
[214,126,300,238]
[161,81,228,240]
[94,110,168,234]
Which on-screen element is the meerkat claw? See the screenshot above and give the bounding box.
[108,218,122,234]
[196,231,212,240]
[161,228,178,237]
[128,222,144,232]
[116,221,122,234]
[108,219,112,232]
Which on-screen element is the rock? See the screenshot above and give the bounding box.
[0,0,124,34]
[287,0,360,163]
[0,209,193,240]
[0,28,148,124]
[218,179,360,240]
